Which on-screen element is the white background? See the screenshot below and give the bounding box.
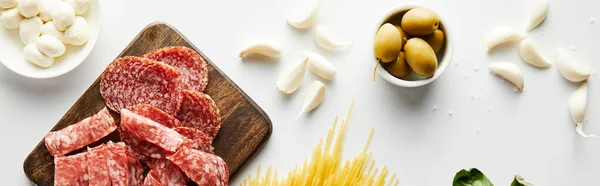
[1,0,599,185]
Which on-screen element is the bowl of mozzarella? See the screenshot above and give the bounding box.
[0,0,101,79]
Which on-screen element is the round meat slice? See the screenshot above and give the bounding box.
[166,146,229,186]
[143,46,209,92]
[100,56,184,115]
[173,127,214,154]
[176,90,222,141]
[129,104,182,128]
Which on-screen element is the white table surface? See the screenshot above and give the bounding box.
[2,0,599,185]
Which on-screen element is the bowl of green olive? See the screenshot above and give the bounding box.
[374,4,453,87]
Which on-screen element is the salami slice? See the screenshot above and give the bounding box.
[145,159,186,186]
[120,127,172,160]
[107,141,129,186]
[54,152,89,186]
[143,46,209,92]
[100,56,184,115]
[177,90,222,141]
[173,127,214,154]
[125,148,145,186]
[166,146,229,186]
[129,104,182,128]
[87,144,110,186]
[45,107,117,156]
[142,171,163,186]
[121,109,185,152]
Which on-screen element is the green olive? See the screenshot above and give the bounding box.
[374,23,403,63]
[386,52,412,78]
[401,8,440,36]
[424,29,445,53]
[394,25,408,49]
[404,38,438,78]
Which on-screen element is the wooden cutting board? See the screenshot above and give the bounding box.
[23,22,272,185]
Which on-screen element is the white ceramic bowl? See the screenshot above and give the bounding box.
[375,4,453,87]
[0,0,102,79]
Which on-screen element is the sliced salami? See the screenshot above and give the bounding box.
[142,171,163,186]
[120,127,172,160]
[166,146,229,186]
[54,152,89,186]
[145,159,186,186]
[45,107,117,156]
[120,109,185,152]
[106,141,129,186]
[129,104,182,128]
[173,127,214,154]
[143,46,209,92]
[125,148,145,186]
[87,144,110,186]
[100,56,184,115]
[177,90,222,141]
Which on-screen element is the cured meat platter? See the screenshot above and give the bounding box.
[23,22,273,185]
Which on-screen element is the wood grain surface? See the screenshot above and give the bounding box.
[23,22,272,186]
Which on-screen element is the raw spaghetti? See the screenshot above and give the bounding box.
[242,100,400,186]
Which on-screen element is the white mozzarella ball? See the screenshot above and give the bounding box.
[23,43,54,68]
[51,2,75,31]
[19,16,43,44]
[17,0,39,18]
[64,16,90,45]
[64,0,89,15]
[38,0,61,22]
[41,21,66,43]
[0,0,18,9]
[36,35,65,57]
[0,8,24,29]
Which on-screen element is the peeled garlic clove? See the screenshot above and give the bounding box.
[23,43,54,68]
[489,62,525,90]
[239,42,283,59]
[556,47,592,82]
[314,25,352,51]
[484,27,526,52]
[286,0,320,29]
[304,51,337,80]
[518,38,551,68]
[527,0,549,31]
[297,80,326,118]
[277,58,308,94]
[569,83,598,138]
[19,16,43,45]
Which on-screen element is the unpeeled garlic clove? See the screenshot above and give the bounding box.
[518,38,551,68]
[314,25,352,51]
[489,62,525,90]
[484,27,526,52]
[527,0,549,31]
[304,51,337,80]
[239,42,283,59]
[297,80,326,118]
[569,83,598,138]
[277,58,308,94]
[556,47,592,82]
[286,0,320,29]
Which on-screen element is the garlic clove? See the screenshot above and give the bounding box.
[277,58,308,94]
[489,62,525,90]
[304,51,337,80]
[569,83,598,138]
[286,0,320,29]
[314,25,352,51]
[297,80,326,118]
[527,0,549,31]
[239,42,283,59]
[556,47,592,82]
[484,27,526,52]
[518,38,551,68]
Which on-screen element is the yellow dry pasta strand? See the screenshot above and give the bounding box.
[375,166,389,186]
[387,173,396,186]
[394,179,400,186]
